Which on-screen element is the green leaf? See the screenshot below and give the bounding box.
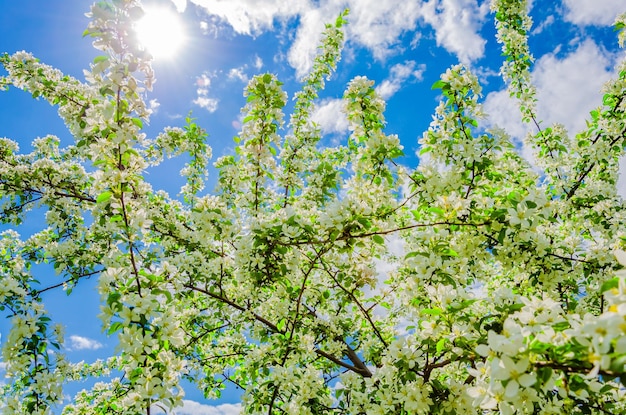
[411,210,421,220]
[277,319,286,332]
[431,80,446,90]
[107,321,124,335]
[436,338,446,354]
[536,366,553,385]
[262,73,272,84]
[131,117,143,128]
[603,93,616,107]
[610,355,626,374]
[152,288,173,303]
[507,191,521,203]
[601,277,619,293]
[525,200,537,209]
[552,321,570,332]
[372,234,384,245]
[109,214,123,223]
[428,207,445,216]
[96,190,113,204]
[93,55,108,64]
[107,292,121,307]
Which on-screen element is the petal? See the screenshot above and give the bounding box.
[615,250,626,267]
[505,380,519,398]
[615,337,626,354]
[515,357,530,373]
[475,344,490,357]
[519,373,536,388]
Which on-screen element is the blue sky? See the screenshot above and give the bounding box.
[0,0,625,413]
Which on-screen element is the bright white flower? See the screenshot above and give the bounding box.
[492,356,536,397]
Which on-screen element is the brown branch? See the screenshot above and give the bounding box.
[547,252,590,264]
[565,120,626,200]
[184,323,230,350]
[279,221,489,247]
[288,246,327,340]
[30,269,102,296]
[184,283,373,377]
[119,186,142,297]
[1,181,94,205]
[322,264,388,348]
[341,342,372,377]
[184,284,281,333]
[313,347,371,378]
[423,358,452,382]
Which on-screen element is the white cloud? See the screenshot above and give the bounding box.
[482,88,539,170]
[390,61,424,80]
[483,89,527,139]
[170,0,188,13]
[483,40,626,192]
[312,98,349,135]
[345,0,422,59]
[375,82,398,101]
[188,0,309,35]
[563,0,625,26]
[288,0,424,78]
[532,14,555,35]
[532,40,615,134]
[196,72,211,88]
[288,6,341,79]
[419,0,489,63]
[227,67,248,83]
[194,96,219,112]
[67,335,103,351]
[149,98,161,114]
[191,0,487,78]
[312,61,425,136]
[226,58,270,85]
[375,60,426,100]
[194,72,220,113]
[253,55,263,70]
[153,400,241,415]
[485,40,618,140]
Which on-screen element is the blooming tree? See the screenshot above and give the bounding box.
[2,0,626,413]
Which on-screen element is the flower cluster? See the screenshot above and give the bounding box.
[491,0,536,122]
[2,0,626,414]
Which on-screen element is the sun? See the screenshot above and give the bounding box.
[134,7,186,60]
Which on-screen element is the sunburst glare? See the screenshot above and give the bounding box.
[134,7,185,60]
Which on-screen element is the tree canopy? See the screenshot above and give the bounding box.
[2,0,626,414]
